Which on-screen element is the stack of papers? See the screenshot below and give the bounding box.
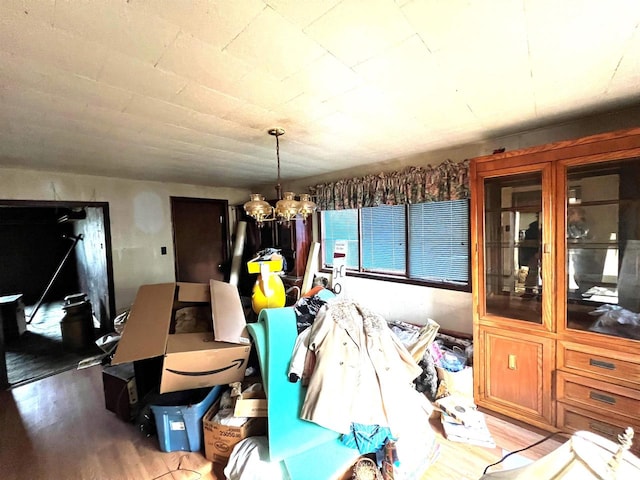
[436,396,496,448]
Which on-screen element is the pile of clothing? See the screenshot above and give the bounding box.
[225,290,442,480]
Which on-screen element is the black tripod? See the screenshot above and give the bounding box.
[27,233,83,325]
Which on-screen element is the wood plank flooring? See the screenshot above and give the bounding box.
[0,365,565,480]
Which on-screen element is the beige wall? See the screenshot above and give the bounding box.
[333,276,472,333]
[0,167,249,312]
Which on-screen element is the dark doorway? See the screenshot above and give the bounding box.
[0,200,116,388]
[170,197,229,283]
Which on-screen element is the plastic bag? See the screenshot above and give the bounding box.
[438,345,467,372]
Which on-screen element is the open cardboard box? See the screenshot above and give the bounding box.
[203,397,267,463]
[112,280,251,393]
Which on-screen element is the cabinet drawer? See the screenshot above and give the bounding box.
[557,403,640,455]
[558,342,640,385]
[556,371,640,419]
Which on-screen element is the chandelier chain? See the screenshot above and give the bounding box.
[275,131,281,200]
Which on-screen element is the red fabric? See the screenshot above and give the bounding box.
[302,285,325,298]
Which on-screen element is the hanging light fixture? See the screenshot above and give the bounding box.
[244,128,317,227]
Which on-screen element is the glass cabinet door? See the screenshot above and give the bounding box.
[483,172,543,324]
[565,156,640,341]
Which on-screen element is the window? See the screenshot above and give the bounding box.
[321,209,359,269]
[321,199,470,289]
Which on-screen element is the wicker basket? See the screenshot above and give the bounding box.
[352,457,383,480]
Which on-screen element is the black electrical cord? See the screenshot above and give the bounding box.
[482,431,567,475]
[149,455,203,480]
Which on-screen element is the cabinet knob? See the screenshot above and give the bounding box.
[508,354,517,370]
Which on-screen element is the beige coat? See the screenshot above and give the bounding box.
[299,299,432,436]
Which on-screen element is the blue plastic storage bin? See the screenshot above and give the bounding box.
[151,385,223,453]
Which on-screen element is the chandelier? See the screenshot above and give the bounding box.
[244,128,316,227]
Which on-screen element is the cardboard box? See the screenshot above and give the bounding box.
[203,399,267,463]
[112,280,251,394]
[233,389,267,418]
[0,294,27,342]
[229,378,267,417]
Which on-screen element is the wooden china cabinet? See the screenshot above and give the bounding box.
[471,128,640,453]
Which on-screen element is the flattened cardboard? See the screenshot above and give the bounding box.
[233,391,268,418]
[112,283,175,364]
[112,280,250,393]
[210,280,250,345]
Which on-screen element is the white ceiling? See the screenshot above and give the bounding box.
[1,0,639,189]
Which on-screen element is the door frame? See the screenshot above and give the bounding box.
[0,198,116,330]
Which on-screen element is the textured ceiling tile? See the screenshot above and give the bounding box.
[277,93,336,124]
[224,7,326,79]
[266,0,341,28]
[220,102,280,132]
[228,70,295,110]
[0,6,108,79]
[117,118,200,145]
[134,0,266,49]
[281,53,363,102]
[1,1,640,189]
[401,0,507,53]
[526,0,640,107]
[607,27,640,95]
[354,35,464,119]
[304,0,415,66]
[0,105,46,135]
[0,51,51,91]
[188,111,263,141]
[156,32,252,94]
[354,35,437,87]
[171,83,244,117]
[7,109,115,144]
[0,57,134,114]
[98,51,188,102]
[47,78,133,114]
[4,0,56,23]
[52,0,181,64]
[124,94,196,129]
[323,84,404,121]
[432,45,534,124]
[0,85,111,130]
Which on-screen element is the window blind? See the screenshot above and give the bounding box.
[361,204,406,273]
[409,199,469,283]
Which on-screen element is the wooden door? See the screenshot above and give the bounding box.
[171,197,229,283]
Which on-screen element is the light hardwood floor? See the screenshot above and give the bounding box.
[0,366,565,480]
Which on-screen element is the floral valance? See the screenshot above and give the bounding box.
[310,158,470,211]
